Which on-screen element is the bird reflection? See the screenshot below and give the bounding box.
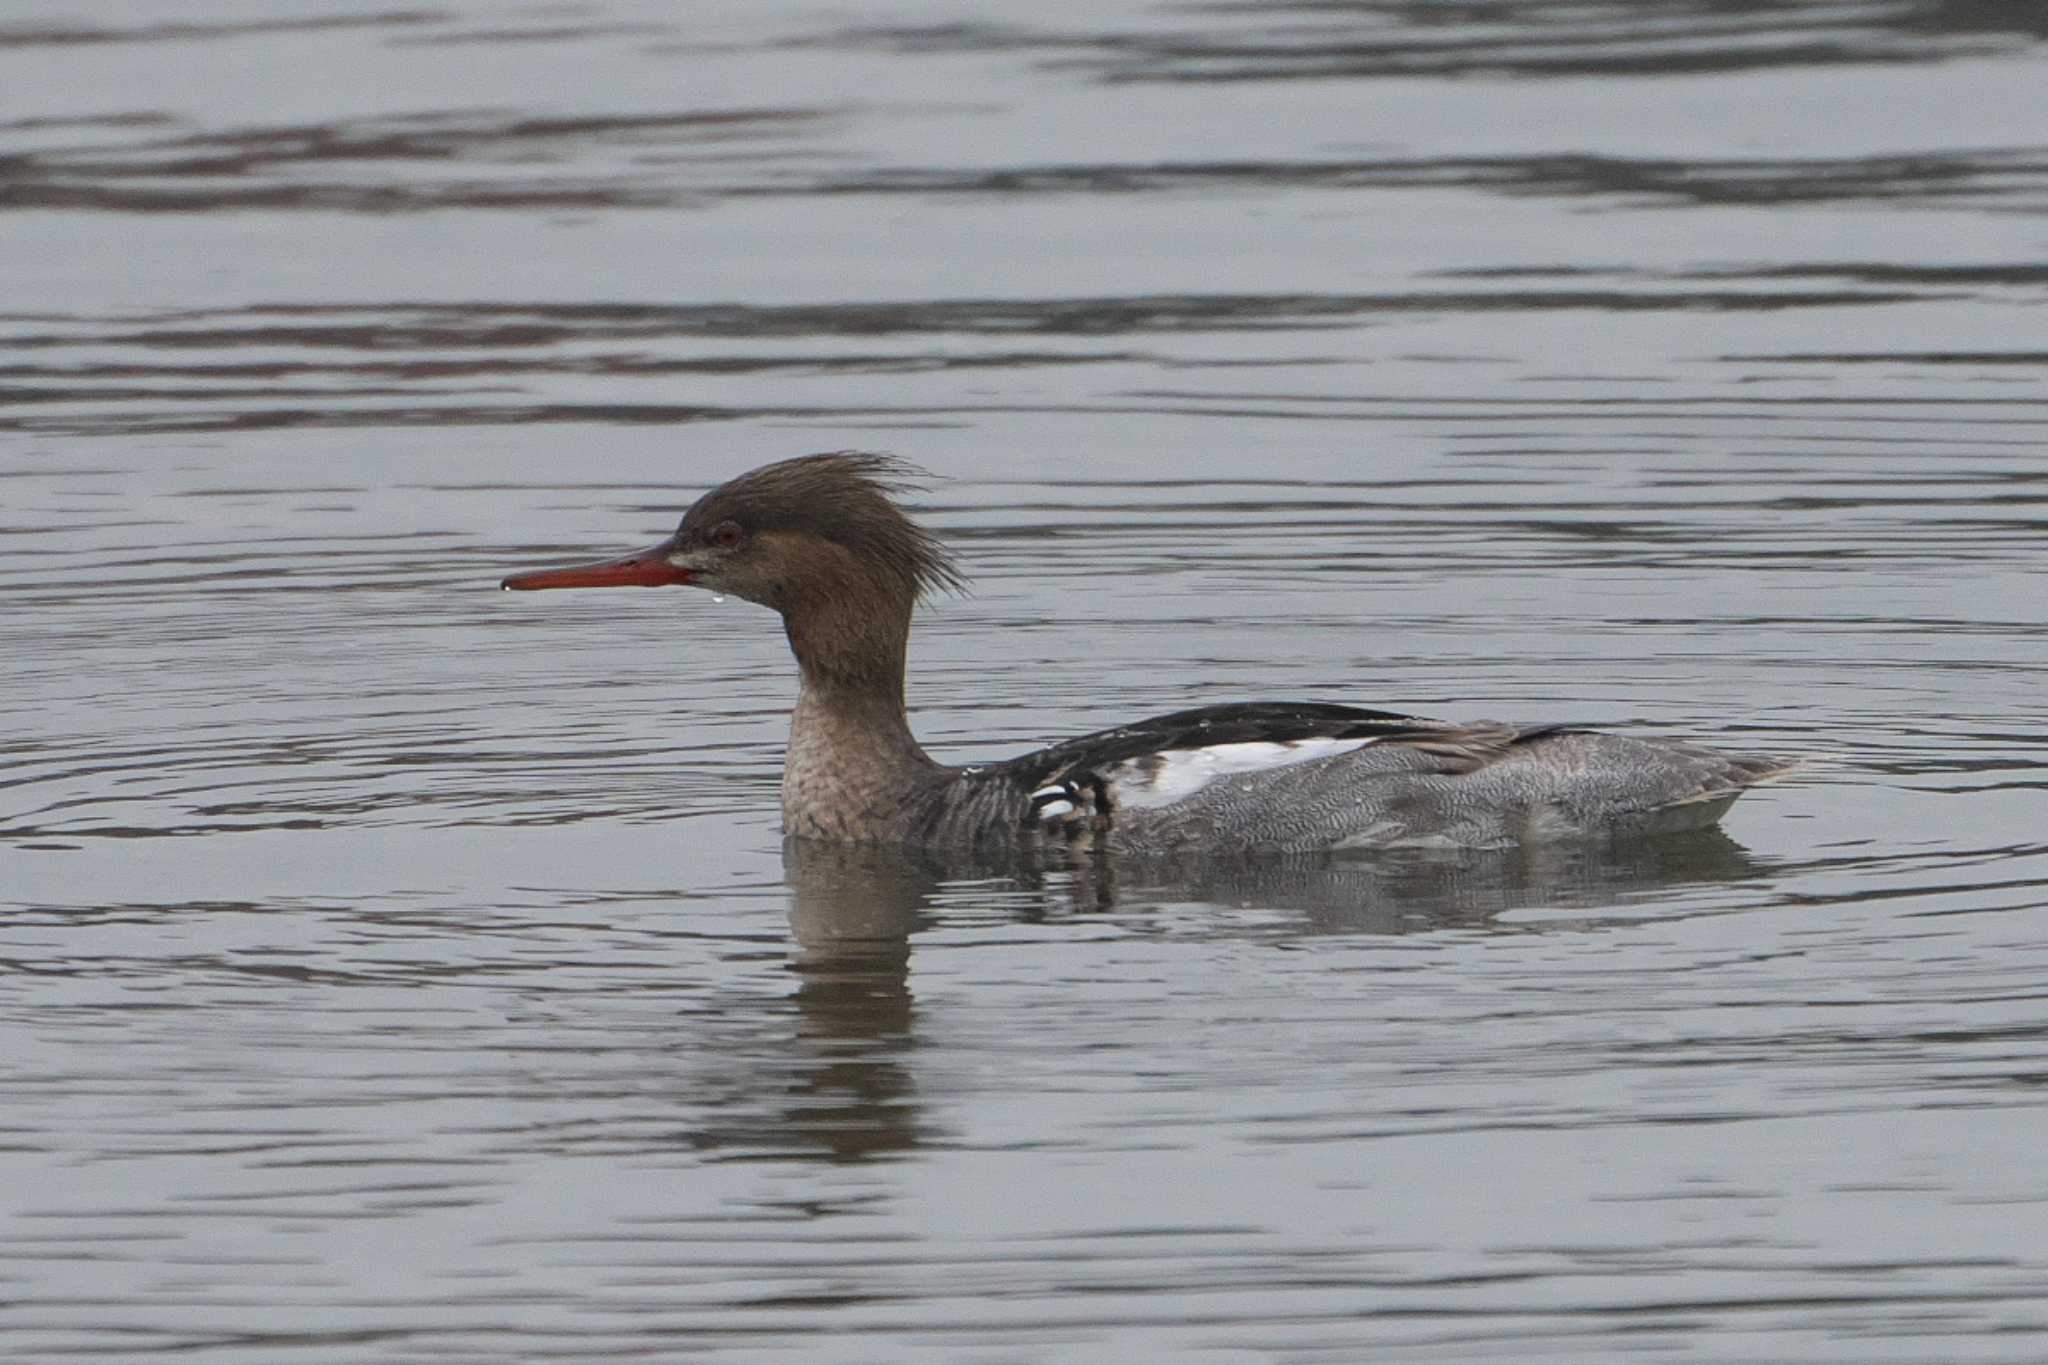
[1108,829,1774,933]
[776,841,945,1164]
[771,829,1770,1163]
[789,827,1771,935]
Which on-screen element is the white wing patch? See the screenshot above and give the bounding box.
[1106,737,1375,810]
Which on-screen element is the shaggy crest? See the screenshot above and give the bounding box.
[679,452,964,602]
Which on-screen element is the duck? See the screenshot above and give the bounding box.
[501,452,1792,852]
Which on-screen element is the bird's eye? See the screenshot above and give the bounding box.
[711,520,745,550]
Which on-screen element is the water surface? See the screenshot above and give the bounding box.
[4,1,2048,1359]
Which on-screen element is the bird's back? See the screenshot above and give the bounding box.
[919,704,1791,853]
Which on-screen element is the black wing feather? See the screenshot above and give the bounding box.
[989,701,1451,793]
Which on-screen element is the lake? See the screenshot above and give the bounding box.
[4,1,2048,1359]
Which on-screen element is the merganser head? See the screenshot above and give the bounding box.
[500,451,962,613]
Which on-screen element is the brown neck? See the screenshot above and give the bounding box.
[777,558,941,840]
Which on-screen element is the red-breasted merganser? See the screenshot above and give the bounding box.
[501,453,1792,851]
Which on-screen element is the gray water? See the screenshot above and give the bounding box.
[5,2,2048,1360]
